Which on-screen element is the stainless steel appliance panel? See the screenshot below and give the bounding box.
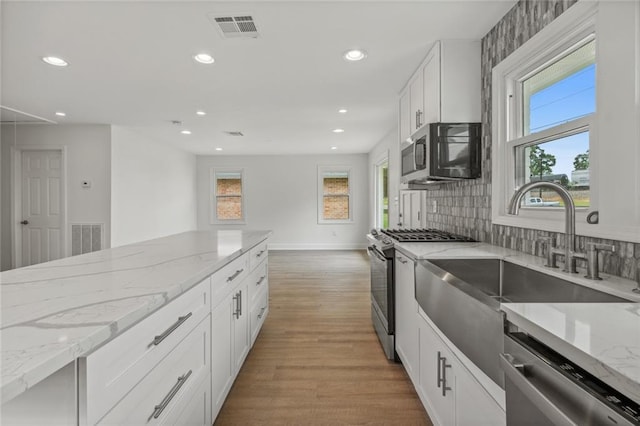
[502,332,639,426]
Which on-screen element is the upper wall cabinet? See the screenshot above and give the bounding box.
[400,40,481,142]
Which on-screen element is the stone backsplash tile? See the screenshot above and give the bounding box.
[421,0,639,282]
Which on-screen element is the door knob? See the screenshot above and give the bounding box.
[20,220,29,225]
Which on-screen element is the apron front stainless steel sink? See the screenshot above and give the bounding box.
[415,258,628,389]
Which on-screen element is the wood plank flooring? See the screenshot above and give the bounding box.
[214,250,432,425]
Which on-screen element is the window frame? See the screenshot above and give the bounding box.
[317,165,354,224]
[491,2,598,233]
[210,167,246,225]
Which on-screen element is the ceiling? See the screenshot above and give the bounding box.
[1,1,515,155]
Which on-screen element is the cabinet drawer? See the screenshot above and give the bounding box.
[96,316,210,425]
[249,289,268,345]
[80,279,210,425]
[162,372,211,426]
[247,260,268,307]
[211,254,249,306]
[248,241,268,271]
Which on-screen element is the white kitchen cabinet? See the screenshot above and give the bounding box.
[399,90,411,144]
[79,279,210,425]
[409,72,424,133]
[96,317,210,425]
[394,250,419,384]
[417,308,504,426]
[210,293,234,419]
[210,245,269,422]
[422,44,440,125]
[232,281,250,372]
[399,190,423,229]
[399,39,481,140]
[211,278,249,419]
[418,312,455,426]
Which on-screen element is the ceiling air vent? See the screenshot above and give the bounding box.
[225,131,244,137]
[209,14,259,39]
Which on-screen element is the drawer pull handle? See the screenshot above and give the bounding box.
[227,269,244,283]
[256,276,266,286]
[153,312,192,346]
[258,306,266,319]
[256,249,265,258]
[151,370,192,419]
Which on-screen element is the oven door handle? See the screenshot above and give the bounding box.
[499,353,576,426]
[367,246,387,263]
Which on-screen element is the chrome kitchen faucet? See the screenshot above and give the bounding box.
[507,181,585,274]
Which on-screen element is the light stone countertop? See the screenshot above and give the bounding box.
[395,241,640,404]
[0,230,271,405]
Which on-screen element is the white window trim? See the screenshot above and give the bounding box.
[374,152,389,229]
[491,1,598,235]
[318,165,354,224]
[210,167,246,225]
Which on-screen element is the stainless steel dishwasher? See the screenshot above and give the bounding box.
[501,331,640,426]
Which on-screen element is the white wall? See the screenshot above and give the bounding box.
[368,126,400,230]
[110,126,197,247]
[1,124,112,271]
[196,154,369,249]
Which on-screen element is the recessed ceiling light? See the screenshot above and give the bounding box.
[331,146,337,150]
[343,49,367,62]
[332,128,345,133]
[194,53,215,64]
[196,110,206,116]
[42,56,68,67]
[55,111,66,117]
[215,147,223,151]
[338,109,348,114]
[181,130,192,135]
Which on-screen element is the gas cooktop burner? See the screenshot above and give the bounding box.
[380,228,476,243]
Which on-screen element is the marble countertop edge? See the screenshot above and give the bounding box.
[1,230,271,405]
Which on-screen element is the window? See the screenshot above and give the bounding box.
[211,169,245,224]
[318,166,353,223]
[491,2,598,230]
[513,39,594,208]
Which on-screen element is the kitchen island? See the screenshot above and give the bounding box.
[1,230,271,424]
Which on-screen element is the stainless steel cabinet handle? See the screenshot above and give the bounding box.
[397,256,408,264]
[227,269,244,283]
[233,292,240,319]
[438,351,452,396]
[20,220,29,225]
[238,290,242,316]
[151,370,192,419]
[368,246,387,263]
[499,353,575,426]
[153,312,192,346]
[256,249,265,258]
[258,306,266,319]
[256,276,266,286]
[436,351,442,388]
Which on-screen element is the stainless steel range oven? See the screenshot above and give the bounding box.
[367,228,476,360]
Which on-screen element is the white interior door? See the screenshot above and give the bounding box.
[19,149,64,267]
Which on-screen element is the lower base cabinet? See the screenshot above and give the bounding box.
[211,280,250,420]
[417,309,504,426]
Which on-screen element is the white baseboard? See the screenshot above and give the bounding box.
[268,242,367,250]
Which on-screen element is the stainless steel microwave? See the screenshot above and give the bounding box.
[401,122,481,183]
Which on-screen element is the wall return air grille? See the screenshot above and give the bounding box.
[71,223,103,256]
[209,14,259,39]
